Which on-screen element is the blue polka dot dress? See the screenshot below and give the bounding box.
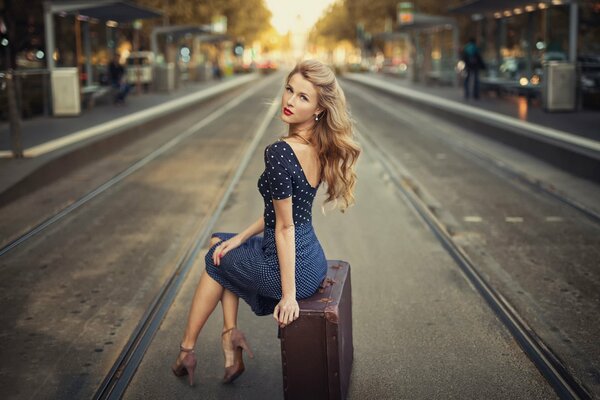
[205,138,328,316]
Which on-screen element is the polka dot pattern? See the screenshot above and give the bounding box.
[204,139,328,316]
[259,139,319,228]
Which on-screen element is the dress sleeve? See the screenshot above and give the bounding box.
[265,143,293,200]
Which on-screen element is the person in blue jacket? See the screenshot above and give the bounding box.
[461,38,486,99]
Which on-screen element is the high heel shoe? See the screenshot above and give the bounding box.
[221,327,255,384]
[171,344,197,386]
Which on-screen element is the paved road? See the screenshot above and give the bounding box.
[340,78,600,398]
[4,70,599,398]
[123,80,557,399]
[0,75,280,399]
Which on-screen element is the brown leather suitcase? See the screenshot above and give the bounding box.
[277,260,353,399]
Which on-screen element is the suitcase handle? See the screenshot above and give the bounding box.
[319,276,336,289]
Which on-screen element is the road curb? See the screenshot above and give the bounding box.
[343,73,600,184]
[0,74,261,208]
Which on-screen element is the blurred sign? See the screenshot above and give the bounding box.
[212,15,227,33]
[384,17,393,33]
[356,22,364,41]
[398,2,414,25]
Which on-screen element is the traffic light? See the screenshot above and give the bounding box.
[0,17,8,48]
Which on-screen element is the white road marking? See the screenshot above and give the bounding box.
[505,217,524,223]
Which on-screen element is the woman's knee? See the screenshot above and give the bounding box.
[209,235,223,247]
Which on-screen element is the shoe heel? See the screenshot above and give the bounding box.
[185,363,195,386]
[238,337,254,359]
[231,329,254,359]
[173,344,197,386]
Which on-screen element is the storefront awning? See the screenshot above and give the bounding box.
[448,0,574,15]
[46,0,162,23]
[44,1,163,72]
[394,13,457,31]
[374,13,457,40]
[150,25,231,57]
[150,25,230,42]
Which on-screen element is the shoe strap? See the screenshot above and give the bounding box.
[180,344,195,353]
[221,327,237,336]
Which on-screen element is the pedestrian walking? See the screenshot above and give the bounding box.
[461,38,486,99]
[171,59,361,386]
[212,57,223,80]
[108,53,131,104]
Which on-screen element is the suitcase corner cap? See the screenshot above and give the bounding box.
[324,303,340,323]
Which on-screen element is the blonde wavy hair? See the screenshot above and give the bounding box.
[280,59,361,214]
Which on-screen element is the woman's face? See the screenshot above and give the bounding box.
[281,72,322,125]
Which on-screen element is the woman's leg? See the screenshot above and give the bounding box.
[180,236,225,350]
[221,289,240,368]
[221,288,239,332]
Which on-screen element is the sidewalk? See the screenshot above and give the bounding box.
[344,72,600,184]
[0,73,260,201]
[356,72,599,142]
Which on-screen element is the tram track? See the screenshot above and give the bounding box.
[341,79,600,228]
[340,82,600,399]
[0,71,285,399]
[0,74,280,258]
[92,92,282,400]
[355,119,592,399]
[91,76,595,399]
[2,70,594,398]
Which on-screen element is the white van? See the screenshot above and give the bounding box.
[126,51,155,85]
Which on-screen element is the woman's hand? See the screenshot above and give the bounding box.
[273,295,300,328]
[213,235,243,266]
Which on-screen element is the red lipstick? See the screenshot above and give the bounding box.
[283,107,293,116]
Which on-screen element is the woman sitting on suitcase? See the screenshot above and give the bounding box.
[171,59,361,386]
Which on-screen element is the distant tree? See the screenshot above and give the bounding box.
[310,1,353,44]
[311,0,463,45]
[137,0,272,43]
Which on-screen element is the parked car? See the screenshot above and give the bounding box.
[578,54,600,108]
[257,59,278,73]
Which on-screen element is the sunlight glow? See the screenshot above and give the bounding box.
[264,0,337,35]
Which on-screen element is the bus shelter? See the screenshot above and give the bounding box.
[43,0,162,114]
[448,0,581,94]
[376,13,459,86]
[149,25,232,90]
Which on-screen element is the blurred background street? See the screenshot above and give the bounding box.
[0,1,599,399]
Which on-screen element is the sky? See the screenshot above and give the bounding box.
[264,0,338,35]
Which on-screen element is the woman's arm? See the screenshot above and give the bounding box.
[237,216,265,243]
[264,143,299,327]
[273,197,296,298]
[213,216,263,266]
[272,197,299,328]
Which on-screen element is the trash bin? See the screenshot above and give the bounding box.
[153,63,175,92]
[51,68,81,116]
[195,62,211,82]
[542,62,576,112]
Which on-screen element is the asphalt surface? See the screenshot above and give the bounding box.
[3,70,599,399]
[123,78,556,399]
[340,78,600,397]
[0,74,281,399]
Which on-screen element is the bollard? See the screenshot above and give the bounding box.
[5,70,24,158]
